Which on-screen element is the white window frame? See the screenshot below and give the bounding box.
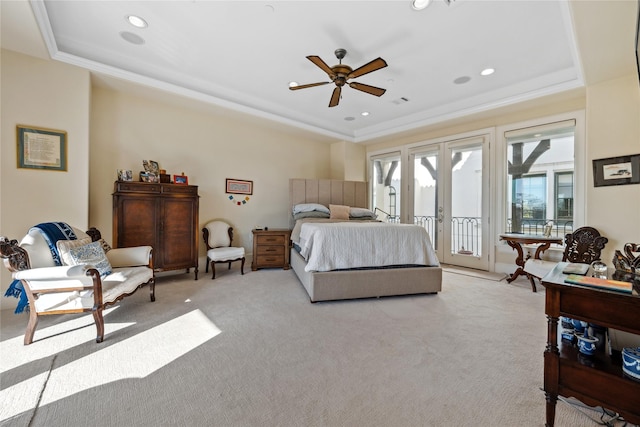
[495,110,586,248]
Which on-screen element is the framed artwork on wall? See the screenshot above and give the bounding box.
[16,125,67,171]
[226,178,253,195]
[592,154,640,187]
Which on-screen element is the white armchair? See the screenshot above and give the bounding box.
[1,224,154,345]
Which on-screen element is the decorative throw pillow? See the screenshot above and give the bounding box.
[66,241,113,277]
[98,238,112,253]
[349,207,376,219]
[293,211,331,220]
[329,204,350,220]
[292,203,330,215]
[57,237,93,266]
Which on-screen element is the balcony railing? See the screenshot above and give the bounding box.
[376,212,573,257]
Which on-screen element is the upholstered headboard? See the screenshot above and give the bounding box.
[289,179,368,228]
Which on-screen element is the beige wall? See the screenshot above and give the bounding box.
[1,49,90,310]
[89,87,332,264]
[330,141,366,181]
[585,74,640,263]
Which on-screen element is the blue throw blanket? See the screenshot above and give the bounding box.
[4,222,77,314]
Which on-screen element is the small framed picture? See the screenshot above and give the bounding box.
[174,174,188,185]
[226,178,253,195]
[117,169,133,181]
[140,172,159,182]
[592,154,640,187]
[143,160,160,174]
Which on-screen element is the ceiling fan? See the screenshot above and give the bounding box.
[290,48,388,108]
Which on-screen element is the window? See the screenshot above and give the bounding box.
[555,172,574,220]
[506,121,575,236]
[370,152,401,222]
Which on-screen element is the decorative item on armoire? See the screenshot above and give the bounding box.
[174,173,188,184]
[117,169,133,181]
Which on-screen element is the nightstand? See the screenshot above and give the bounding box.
[251,228,291,271]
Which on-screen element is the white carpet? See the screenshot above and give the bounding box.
[0,268,633,426]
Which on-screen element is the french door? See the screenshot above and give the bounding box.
[408,135,489,270]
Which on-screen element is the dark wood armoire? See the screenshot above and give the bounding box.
[113,181,199,279]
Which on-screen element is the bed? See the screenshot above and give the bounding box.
[289,179,442,302]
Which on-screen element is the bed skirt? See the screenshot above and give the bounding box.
[290,248,442,302]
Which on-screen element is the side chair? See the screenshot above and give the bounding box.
[202,221,245,279]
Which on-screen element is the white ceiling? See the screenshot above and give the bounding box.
[2,1,638,143]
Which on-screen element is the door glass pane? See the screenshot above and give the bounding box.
[507,126,574,237]
[450,145,483,256]
[372,153,401,223]
[413,152,438,249]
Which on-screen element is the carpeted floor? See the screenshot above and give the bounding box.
[0,268,634,426]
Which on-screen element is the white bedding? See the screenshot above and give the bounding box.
[294,220,440,272]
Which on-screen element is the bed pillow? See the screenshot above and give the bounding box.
[57,237,93,266]
[349,207,376,219]
[293,211,331,220]
[292,203,330,215]
[329,204,350,220]
[65,241,113,277]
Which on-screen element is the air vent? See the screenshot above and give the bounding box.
[392,97,409,105]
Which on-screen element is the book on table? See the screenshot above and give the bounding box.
[562,263,590,275]
[564,274,633,294]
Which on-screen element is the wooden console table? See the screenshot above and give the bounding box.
[499,233,562,283]
[541,262,640,427]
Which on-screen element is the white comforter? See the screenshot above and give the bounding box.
[295,220,440,272]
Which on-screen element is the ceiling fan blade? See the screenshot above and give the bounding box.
[347,57,388,80]
[348,82,386,97]
[329,86,341,107]
[289,81,332,91]
[307,56,336,79]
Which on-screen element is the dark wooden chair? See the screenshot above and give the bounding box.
[524,226,608,291]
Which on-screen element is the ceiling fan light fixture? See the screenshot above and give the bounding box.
[412,0,431,10]
[126,15,148,28]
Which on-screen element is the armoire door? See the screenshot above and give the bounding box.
[115,195,158,250]
[160,197,198,271]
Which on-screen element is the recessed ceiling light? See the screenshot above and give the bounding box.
[289,81,298,88]
[453,76,471,84]
[361,112,370,116]
[480,68,495,76]
[412,0,431,11]
[127,15,148,29]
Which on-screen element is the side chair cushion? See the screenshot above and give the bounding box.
[65,241,113,277]
[205,222,231,248]
[207,246,245,262]
[524,258,557,279]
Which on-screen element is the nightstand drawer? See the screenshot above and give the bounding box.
[256,245,284,256]
[255,254,285,267]
[256,234,286,245]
